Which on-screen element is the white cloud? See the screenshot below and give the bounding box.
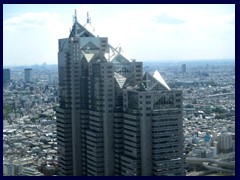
[3,12,70,66]
[4,12,68,33]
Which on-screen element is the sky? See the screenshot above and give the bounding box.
[3,4,235,66]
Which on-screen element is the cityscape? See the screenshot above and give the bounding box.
[3,4,235,176]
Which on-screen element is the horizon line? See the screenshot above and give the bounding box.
[3,58,235,67]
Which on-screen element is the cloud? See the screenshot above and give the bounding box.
[154,13,185,25]
[3,12,64,32]
[3,11,70,66]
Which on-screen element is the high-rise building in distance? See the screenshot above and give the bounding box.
[3,69,10,83]
[180,64,186,74]
[57,11,185,176]
[24,68,33,82]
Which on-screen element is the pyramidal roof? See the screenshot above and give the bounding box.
[135,70,170,91]
[141,72,157,91]
[68,10,134,64]
[69,10,95,38]
[153,70,170,90]
[109,47,131,63]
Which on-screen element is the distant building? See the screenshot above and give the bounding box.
[180,64,186,74]
[24,68,33,82]
[204,133,212,149]
[218,132,234,153]
[3,69,10,83]
[3,157,34,176]
[48,74,52,83]
[42,164,56,176]
[20,167,43,176]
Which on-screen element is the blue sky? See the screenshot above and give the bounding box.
[3,4,235,66]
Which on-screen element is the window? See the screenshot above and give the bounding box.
[146,101,151,104]
[128,91,138,110]
[154,95,174,109]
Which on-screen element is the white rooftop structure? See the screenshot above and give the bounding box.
[153,70,170,90]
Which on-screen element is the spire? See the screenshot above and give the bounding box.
[87,12,90,24]
[74,9,78,23]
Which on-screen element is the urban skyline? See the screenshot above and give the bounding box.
[3,4,235,66]
[3,60,235,176]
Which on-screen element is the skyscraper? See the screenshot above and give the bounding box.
[3,69,10,83]
[24,68,33,82]
[57,10,114,175]
[180,64,186,74]
[121,71,185,175]
[57,11,185,176]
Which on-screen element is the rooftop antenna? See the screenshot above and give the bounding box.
[119,44,124,53]
[73,9,78,23]
[115,43,123,54]
[87,11,91,24]
[85,11,95,33]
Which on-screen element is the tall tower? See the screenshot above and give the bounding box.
[57,10,115,176]
[24,68,33,82]
[121,71,185,176]
[57,10,185,176]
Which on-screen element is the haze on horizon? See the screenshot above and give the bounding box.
[3,4,235,66]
